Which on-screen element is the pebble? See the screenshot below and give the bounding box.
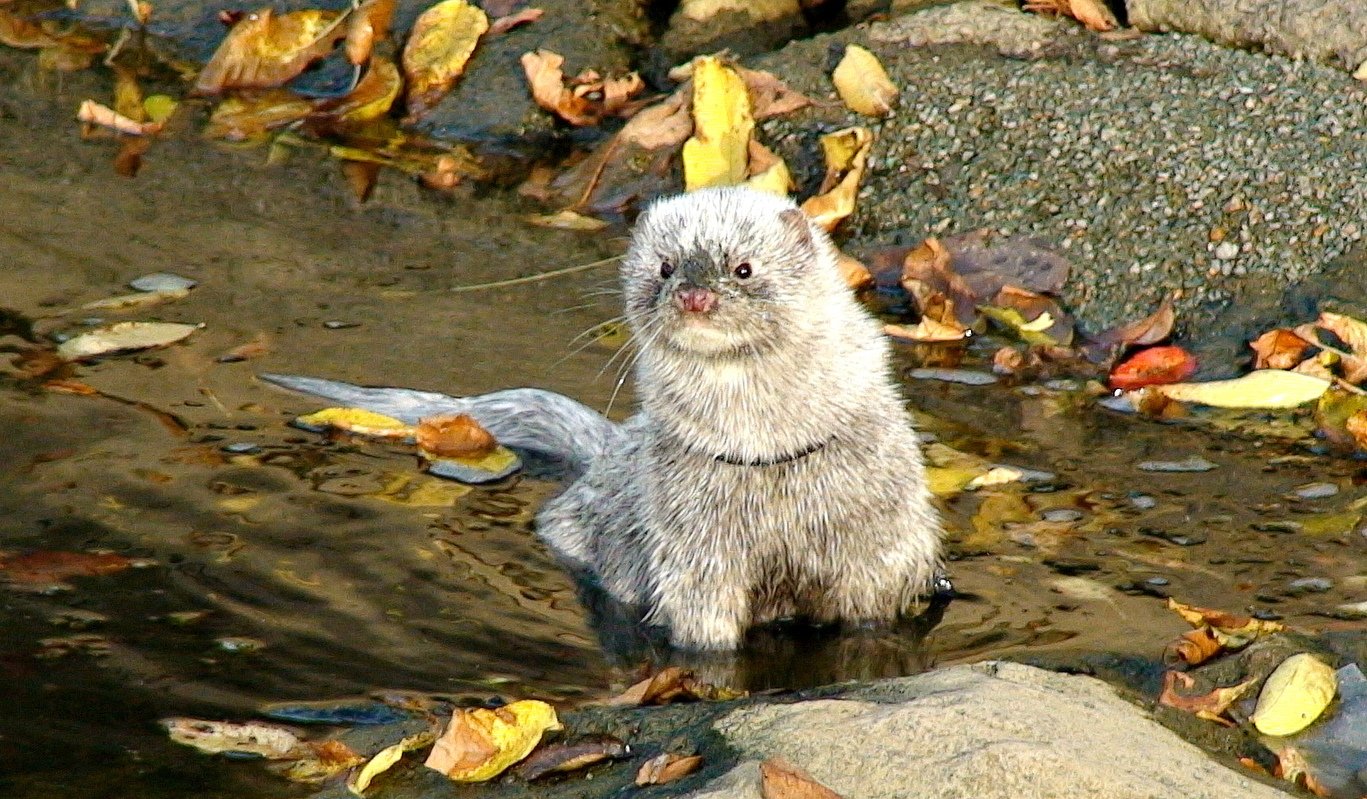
[1041,508,1084,523]
[322,320,361,330]
[1292,482,1339,500]
[908,368,999,385]
[129,272,197,292]
[222,442,261,454]
[1287,577,1334,594]
[1213,241,1239,260]
[1145,576,1170,587]
[1137,456,1217,473]
[1128,493,1157,510]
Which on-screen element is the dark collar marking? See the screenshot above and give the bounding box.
[708,436,833,467]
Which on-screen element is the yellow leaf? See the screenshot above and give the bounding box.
[204,90,314,141]
[1152,370,1330,409]
[799,127,872,232]
[884,318,968,344]
[347,741,404,795]
[143,94,179,123]
[423,700,561,782]
[1252,653,1337,736]
[682,56,753,191]
[326,57,402,123]
[194,8,346,95]
[832,44,897,117]
[402,0,488,120]
[293,407,415,439]
[979,305,1060,347]
[113,67,146,122]
[743,140,792,196]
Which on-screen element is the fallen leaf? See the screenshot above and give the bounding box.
[884,318,968,344]
[113,66,145,122]
[1108,346,1198,390]
[81,289,189,311]
[162,718,303,759]
[144,95,179,124]
[1251,328,1314,371]
[738,67,810,119]
[832,44,896,117]
[415,414,496,458]
[423,700,561,782]
[618,87,691,149]
[0,550,139,587]
[77,100,162,136]
[216,333,271,363]
[682,56,752,191]
[744,139,792,196]
[526,209,609,230]
[57,321,200,360]
[607,666,743,706]
[1314,387,1367,451]
[1163,627,1224,667]
[402,0,489,120]
[760,758,844,799]
[799,126,872,232]
[512,735,628,780]
[313,57,402,123]
[0,10,58,48]
[425,446,520,483]
[635,753,702,786]
[194,8,347,95]
[1022,0,1117,31]
[1150,370,1329,409]
[283,739,366,783]
[1157,671,1256,724]
[348,741,404,794]
[488,7,542,35]
[294,407,414,439]
[985,285,1074,346]
[1346,410,1367,450]
[836,251,873,291]
[1167,598,1285,648]
[1087,296,1176,355]
[1252,653,1337,736]
[204,90,315,140]
[113,137,154,177]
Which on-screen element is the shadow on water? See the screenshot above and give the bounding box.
[0,47,1363,799]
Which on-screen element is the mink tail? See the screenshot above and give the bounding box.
[259,374,618,474]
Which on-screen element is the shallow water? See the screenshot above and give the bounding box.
[0,50,1363,797]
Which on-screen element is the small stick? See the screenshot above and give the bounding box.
[447,256,620,293]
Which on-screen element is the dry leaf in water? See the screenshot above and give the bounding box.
[1022,0,1117,32]
[513,736,628,780]
[204,90,314,140]
[423,700,561,782]
[57,321,199,360]
[488,7,542,35]
[1252,653,1337,736]
[836,251,873,291]
[635,753,703,786]
[402,0,488,120]
[1108,346,1197,390]
[1086,295,1175,360]
[607,666,743,706]
[1163,628,1223,667]
[162,718,303,759]
[293,407,414,439]
[526,209,609,230]
[1250,328,1313,371]
[0,10,59,48]
[217,334,271,363]
[415,414,497,459]
[682,56,753,190]
[340,160,380,203]
[799,126,872,232]
[1150,370,1329,409]
[832,44,897,117]
[314,57,402,124]
[1157,671,1255,725]
[760,758,844,799]
[521,49,644,126]
[194,9,346,95]
[1166,598,1285,648]
[884,318,968,344]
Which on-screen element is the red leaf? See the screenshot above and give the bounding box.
[1108,346,1197,390]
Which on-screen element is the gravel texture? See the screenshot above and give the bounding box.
[756,2,1367,336]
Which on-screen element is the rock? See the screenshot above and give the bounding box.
[1128,0,1367,74]
[659,0,806,62]
[696,662,1288,799]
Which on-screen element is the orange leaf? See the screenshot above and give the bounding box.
[488,7,542,35]
[760,758,844,799]
[635,753,702,786]
[1162,627,1223,666]
[1108,346,1197,390]
[1250,328,1313,370]
[415,414,496,459]
[401,0,488,120]
[0,9,58,48]
[0,550,140,585]
[1157,671,1255,724]
[194,8,346,95]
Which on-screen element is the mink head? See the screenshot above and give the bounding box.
[621,186,829,357]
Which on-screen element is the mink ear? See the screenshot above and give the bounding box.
[778,208,814,251]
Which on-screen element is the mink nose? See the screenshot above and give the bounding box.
[675,287,717,314]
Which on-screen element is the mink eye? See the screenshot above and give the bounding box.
[733,262,753,279]
[660,260,675,278]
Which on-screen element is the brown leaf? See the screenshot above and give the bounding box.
[1346,409,1367,450]
[941,231,1072,297]
[900,237,976,326]
[340,159,380,203]
[344,9,374,65]
[635,753,702,786]
[1250,328,1313,371]
[1316,311,1367,359]
[1162,627,1223,666]
[760,758,844,799]
[992,346,1028,375]
[990,285,1075,347]
[113,135,154,177]
[739,66,811,119]
[424,709,499,777]
[311,57,402,124]
[194,8,346,95]
[216,333,271,363]
[204,90,315,140]
[0,9,58,48]
[512,735,627,780]
[488,6,542,35]
[416,414,497,459]
[836,251,872,291]
[0,550,141,587]
[884,318,968,344]
[1157,671,1255,725]
[1089,296,1176,350]
[521,49,644,126]
[618,88,691,149]
[1022,0,1117,31]
[607,666,742,706]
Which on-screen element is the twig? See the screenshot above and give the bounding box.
[447,256,620,293]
